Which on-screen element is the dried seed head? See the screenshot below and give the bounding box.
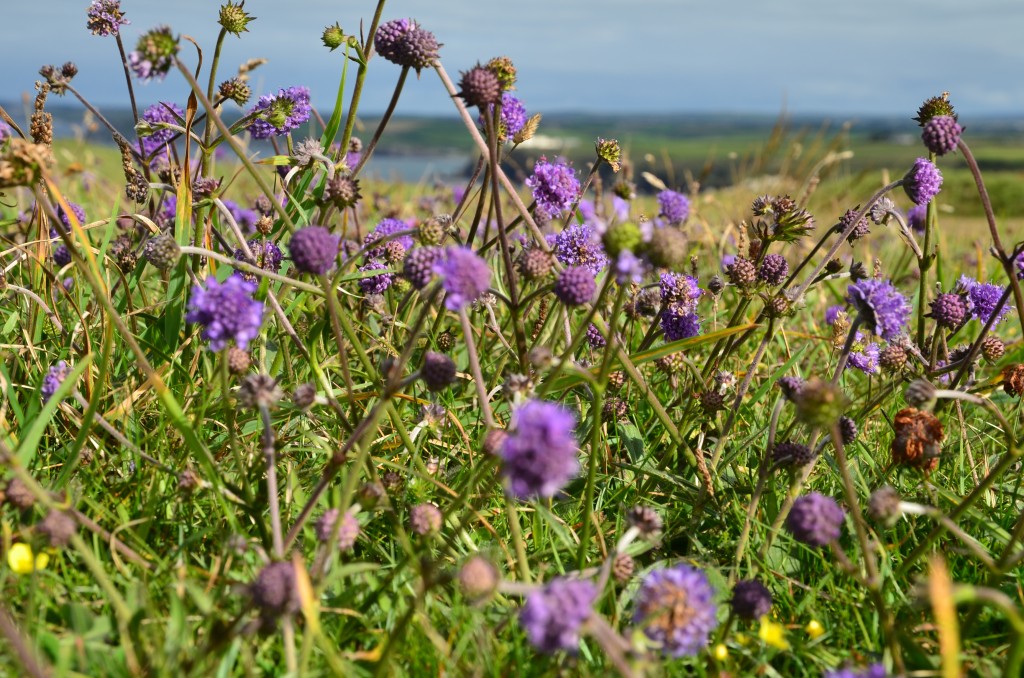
[37,509,77,548]
[3,478,35,510]
[1003,364,1024,398]
[891,407,944,472]
[292,383,316,411]
[626,506,663,538]
[879,344,907,373]
[226,346,251,375]
[612,552,635,583]
[459,555,499,600]
[236,374,283,410]
[727,256,757,288]
[981,336,1005,363]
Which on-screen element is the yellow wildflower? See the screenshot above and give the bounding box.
[805,619,825,639]
[759,617,790,650]
[713,643,729,661]
[7,543,48,574]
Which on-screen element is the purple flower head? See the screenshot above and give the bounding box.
[1016,250,1024,281]
[825,304,846,327]
[846,279,910,341]
[186,275,265,351]
[720,253,736,272]
[906,204,927,233]
[128,26,179,81]
[554,266,596,306]
[314,508,360,551]
[140,102,184,157]
[479,92,527,139]
[289,226,340,275]
[357,259,394,294]
[526,157,580,216]
[87,0,129,36]
[825,664,888,678]
[248,87,312,139]
[364,218,414,259]
[903,157,943,206]
[373,19,440,73]
[633,563,719,657]
[958,276,1010,325]
[500,399,579,499]
[0,120,10,142]
[660,272,701,314]
[847,339,880,375]
[586,324,606,348]
[41,361,71,404]
[434,247,491,311]
[786,492,844,547]
[614,250,647,284]
[56,201,86,232]
[657,190,690,226]
[547,223,608,275]
[519,578,597,653]
[233,240,283,284]
[730,579,772,621]
[922,115,962,156]
[661,307,701,342]
[220,199,259,233]
[612,195,630,221]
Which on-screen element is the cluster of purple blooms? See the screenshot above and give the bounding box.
[659,272,702,341]
[86,0,129,37]
[546,223,608,275]
[786,492,845,547]
[657,189,690,226]
[500,399,579,499]
[526,157,580,216]
[957,276,1011,325]
[221,199,260,233]
[364,218,415,258]
[289,226,340,275]
[478,93,527,139]
[140,102,184,158]
[248,87,312,139]
[903,157,943,206]
[433,247,491,311]
[186,275,265,351]
[846,333,880,375]
[846,279,910,341]
[518,578,596,653]
[41,361,71,404]
[632,564,719,657]
[128,26,178,81]
[233,240,283,283]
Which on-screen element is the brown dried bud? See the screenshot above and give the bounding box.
[612,552,635,583]
[1003,365,1024,397]
[459,555,499,600]
[891,407,943,473]
[226,346,251,375]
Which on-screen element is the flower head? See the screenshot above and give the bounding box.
[289,226,340,275]
[314,508,360,551]
[519,578,597,653]
[478,92,527,140]
[846,279,910,341]
[7,542,48,575]
[657,189,690,225]
[250,561,299,619]
[357,259,394,294]
[56,201,86,231]
[41,360,71,404]
[457,65,501,108]
[527,157,580,216]
[661,307,701,341]
[758,254,789,286]
[903,158,943,206]
[128,26,179,81]
[364,218,414,259]
[186,275,264,351]
[433,247,491,311]
[892,407,943,472]
[907,204,927,233]
[922,115,962,156]
[140,102,184,158]
[633,564,719,657]
[500,400,579,499]
[86,0,129,37]
[547,222,608,275]
[554,266,596,306]
[660,272,701,314]
[248,86,312,139]
[786,492,844,547]
[233,239,283,283]
[959,276,1010,325]
[847,339,880,375]
[374,19,440,74]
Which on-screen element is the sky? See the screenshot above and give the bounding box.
[2,0,1023,120]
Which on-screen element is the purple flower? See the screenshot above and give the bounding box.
[364,218,414,259]
[922,115,962,156]
[56,201,86,232]
[547,223,608,275]
[1016,250,1024,280]
[233,240,283,284]
[128,26,178,81]
[825,304,845,326]
[500,400,579,499]
[614,251,647,284]
[479,92,527,139]
[289,226,340,275]
[314,508,360,551]
[434,247,491,311]
[730,579,772,621]
[519,578,597,653]
[41,361,71,404]
[186,275,265,351]
[87,0,129,37]
[657,190,690,225]
[248,87,312,139]
[0,120,10,142]
[846,279,910,341]
[140,102,184,157]
[958,276,1010,325]
[219,199,259,233]
[826,664,888,678]
[526,157,580,216]
[847,339,880,375]
[585,324,606,348]
[661,307,701,341]
[720,253,736,272]
[660,272,701,315]
[633,563,719,657]
[903,157,943,206]
[373,19,440,73]
[786,492,844,547]
[906,204,927,233]
[357,259,394,294]
[554,266,596,306]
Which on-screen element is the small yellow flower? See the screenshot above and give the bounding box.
[759,617,790,650]
[805,619,825,639]
[7,543,47,574]
[713,643,729,661]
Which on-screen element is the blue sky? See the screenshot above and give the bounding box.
[2,0,1022,118]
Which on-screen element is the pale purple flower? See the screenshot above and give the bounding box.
[364,218,414,259]
[903,157,943,206]
[479,92,527,139]
[547,223,608,275]
[661,308,701,341]
[358,259,394,294]
[633,564,719,657]
[660,272,701,315]
[86,0,129,36]
[434,247,491,311]
[248,86,312,139]
[128,26,178,81]
[847,337,880,375]
[41,361,71,404]
[140,102,184,157]
[186,275,265,351]
[786,492,844,547]
[519,578,597,653]
[846,279,910,341]
[500,400,579,499]
[907,204,927,233]
[526,157,580,216]
[958,276,1010,324]
[657,189,690,225]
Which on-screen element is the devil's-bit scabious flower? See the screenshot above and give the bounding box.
[730,580,772,621]
[87,0,129,37]
[434,247,491,311]
[519,578,597,653]
[500,400,579,499]
[660,272,701,314]
[903,158,943,206]
[547,223,608,275]
[786,493,844,547]
[128,26,179,81]
[0,120,11,142]
[478,92,527,139]
[959,277,1011,325]
[139,102,184,157]
[661,307,701,341]
[922,115,962,156]
[289,226,339,275]
[825,663,888,678]
[186,276,264,351]
[906,204,927,233]
[847,341,880,375]
[41,360,71,404]
[364,218,414,259]
[420,351,457,391]
[56,201,86,232]
[847,279,911,341]
[633,564,719,657]
[457,65,501,108]
[758,254,789,286]
[357,260,393,295]
[218,1,255,37]
[250,561,299,620]
[315,508,360,551]
[527,157,580,216]
[554,266,596,306]
[374,19,440,74]
[929,292,967,329]
[402,246,443,289]
[657,189,690,225]
[247,86,311,139]
[233,239,283,283]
